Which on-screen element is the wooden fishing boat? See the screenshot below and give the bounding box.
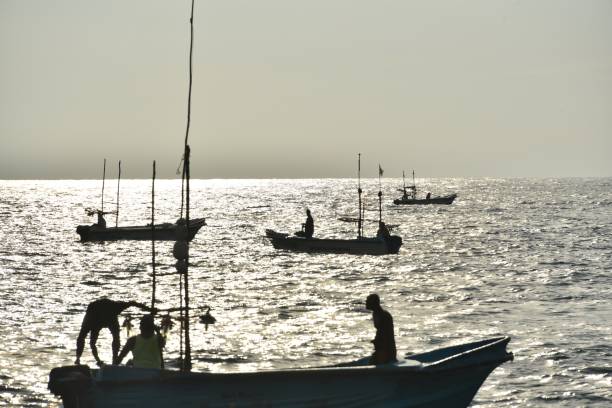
[265,228,402,255]
[393,193,457,205]
[393,170,457,205]
[266,155,403,255]
[49,336,512,408]
[76,217,206,242]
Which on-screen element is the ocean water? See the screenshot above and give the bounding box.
[0,177,610,407]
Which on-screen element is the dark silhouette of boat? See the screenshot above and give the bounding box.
[77,159,205,242]
[393,170,457,205]
[265,228,402,255]
[76,217,206,242]
[394,193,457,205]
[265,155,402,255]
[49,336,513,407]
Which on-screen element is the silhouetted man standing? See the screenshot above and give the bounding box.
[366,293,397,364]
[75,298,154,366]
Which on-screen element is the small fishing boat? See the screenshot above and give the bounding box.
[265,228,402,255]
[49,336,512,408]
[76,160,205,242]
[393,170,457,205]
[265,156,402,255]
[76,217,206,242]
[393,193,457,205]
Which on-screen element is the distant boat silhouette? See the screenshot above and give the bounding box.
[394,170,457,205]
[76,160,205,242]
[266,155,403,255]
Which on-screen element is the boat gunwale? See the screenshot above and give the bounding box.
[89,336,512,387]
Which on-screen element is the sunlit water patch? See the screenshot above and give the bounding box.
[0,177,610,406]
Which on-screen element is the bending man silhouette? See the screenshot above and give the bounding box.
[75,298,155,366]
[366,294,397,364]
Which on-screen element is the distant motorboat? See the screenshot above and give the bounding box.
[265,228,402,255]
[76,218,206,242]
[49,336,513,408]
[394,170,457,205]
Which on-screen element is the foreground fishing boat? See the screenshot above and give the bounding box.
[393,170,457,205]
[76,217,206,242]
[265,228,402,255]
[49,336,512,408]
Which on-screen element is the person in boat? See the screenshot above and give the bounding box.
[75,298,156,366]
[295,209,314,238]
[426,192,431,200]
[376,221,391,241]
[117,314,165,369]
[366,294,397,365]
[95,210,107,228]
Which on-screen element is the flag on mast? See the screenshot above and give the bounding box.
[378,164,384,177]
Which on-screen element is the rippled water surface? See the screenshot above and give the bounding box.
[0,178,611,407]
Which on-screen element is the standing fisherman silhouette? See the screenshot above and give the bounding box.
[366,294,397,364]
[295,209,314,239]
[75,298,155,366]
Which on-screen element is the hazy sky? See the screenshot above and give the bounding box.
[1,0,611,179]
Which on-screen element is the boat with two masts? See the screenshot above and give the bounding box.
[266,155,402,255]
[76,160,205,242]
[49,336,512,407]
[393,170,457,205]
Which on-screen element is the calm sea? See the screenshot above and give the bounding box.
[0,178,610,407]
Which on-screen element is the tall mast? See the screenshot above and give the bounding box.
[378,164,383,223]
[181,0,196,372]
[101,158,106,212]
[151,161,157,310]
[115,160,121,227]
[357,153,362,238]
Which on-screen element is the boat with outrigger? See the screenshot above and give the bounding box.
[76,159,205,242]
[49,3,511,406]
[393,170,457,205]
[266,155,403,255]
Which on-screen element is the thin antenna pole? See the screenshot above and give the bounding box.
[357,153,362,238]
[403,170,406,190]
[151,161,156,310]
[115,160,121,227]
[101,159,106,212]
[413,170,416,197]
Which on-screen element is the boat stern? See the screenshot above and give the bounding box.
[48,365,93,408]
